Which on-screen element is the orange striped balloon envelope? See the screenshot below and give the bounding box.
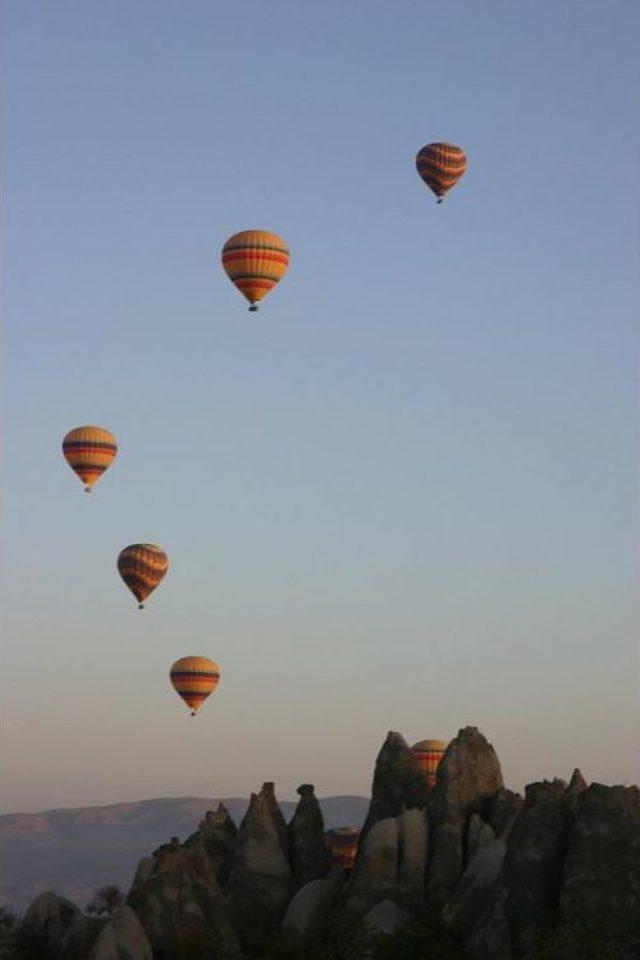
[415,143,467,203]
[326,828,360,872]
[62,426,117,492]
[221,230,290,311]
[170,656,220,716]
[411,739,448,787]
[117,544,169,609]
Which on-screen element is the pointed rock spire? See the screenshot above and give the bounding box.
[288,784,331,886]
[226,782,294,953]
[360,731,429,845]
[185,801,238,887]
[428,726,504,906]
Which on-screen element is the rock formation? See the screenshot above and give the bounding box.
[185,801,238,887]
[127,836,240,959]
[87,905,152,960]
[342,816,400,919]
[13,891,98,960]
[559,783,640,942]
[225,781,294,953]
[14,728,640,960]
[428,726,504,906]
[281,877,342,951]
[501,778,574,955]
[359,731,429,845]
[288,783,331,886]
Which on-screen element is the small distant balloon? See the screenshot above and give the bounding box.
[117,544,168,609]
[62,426,117,492]
[411,739,447,787]
[170,656,220,716]
[221,230,290,311]
[415,143,467,203]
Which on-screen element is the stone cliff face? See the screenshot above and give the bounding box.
[13,733,640,960]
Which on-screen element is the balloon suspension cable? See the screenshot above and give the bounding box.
[138,603,145,610]
[249,304,258,312]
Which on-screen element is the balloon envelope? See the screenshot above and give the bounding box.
[170,656,220,715]
[221,230,290,310]
[411,739,447,787]
[326,827,360,871]
[415,143,467,201]
[62,426,117,490]
[117,544,168,607]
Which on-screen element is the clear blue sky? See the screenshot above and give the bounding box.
[3,1,638,813]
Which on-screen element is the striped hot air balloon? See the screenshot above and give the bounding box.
[62,426,117,492]
[117,544,168,609]
[411,739,447,787]
[415,143,467,203]
[170,656,220,716]
[221,230,290,311]
[326,827,360,873]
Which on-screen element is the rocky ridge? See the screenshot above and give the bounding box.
[8,726,639,959]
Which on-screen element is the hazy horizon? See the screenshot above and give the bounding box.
[3,1,638,815]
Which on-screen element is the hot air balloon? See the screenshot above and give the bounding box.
[170,656,220,716]
[221,230,290,311]
[117,544,168,609]
[326,827,360,873]
[415,143,467,203]
[62,426,117,492]
[411,739,447,787]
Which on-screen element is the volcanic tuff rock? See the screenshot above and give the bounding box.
[13,891,98,960]
[359,732,429,845]
[185,801,237,886]
[483,788,523,840]
[467,776,579,959]
[87,905,152,960]
[13,729,640,960]
[502,778,574,956]
[225,781,294,953]
[281,877,342,951]
[288,783,331,887]
[395,806,428,910]
[559,783,640,941]
[466,813,496,864]
[428,726,504,905]
[127,837,240,959]
[0,795,369,913]
[442,837,508,941]
[342,817,400,919]
[563,767,588,813]
[360,898,411,951]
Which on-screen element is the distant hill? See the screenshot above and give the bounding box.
[0,795,369,913]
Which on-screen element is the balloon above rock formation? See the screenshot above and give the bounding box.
[62,426,117,492]
[221,230,290,311]
[415,142,467,203]
[170,656,220,716]
[117,544,169,609]
[326,827,360,873]
[412,739,447,787]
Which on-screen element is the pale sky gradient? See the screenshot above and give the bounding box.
[3,1,638,813]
